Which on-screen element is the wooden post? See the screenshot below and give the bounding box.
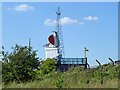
[84,47,86,59]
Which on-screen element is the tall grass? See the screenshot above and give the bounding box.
[2,74,118,88]
[2,65,119,88]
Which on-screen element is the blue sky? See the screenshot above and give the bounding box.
[2,2,118,67]
[1,0,119,2]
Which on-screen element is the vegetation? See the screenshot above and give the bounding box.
[2,44,40,84]
[1,44,120,88]
[54,74,64,89]
[37,58,56,74]
[34,58,56,81]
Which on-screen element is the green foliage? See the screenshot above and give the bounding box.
[2,47,120,89]
[38,58,56,75]
[54,75,64,89]
[2,63,119,88]
[2,44,40,84]
[87,64,120,84]
[34,58,56,81]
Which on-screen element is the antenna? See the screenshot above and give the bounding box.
[56,7,65,60]
[29,38,31,55]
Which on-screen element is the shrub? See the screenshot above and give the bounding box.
[38,58,56,75]
[2,44,40,84]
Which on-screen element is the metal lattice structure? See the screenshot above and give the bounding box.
[53,7,87,70]
[55,7,65,61]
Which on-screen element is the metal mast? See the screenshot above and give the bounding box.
[29,38,31,55]
[56,7,65,60]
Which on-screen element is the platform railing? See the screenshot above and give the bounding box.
[60,58,86,64]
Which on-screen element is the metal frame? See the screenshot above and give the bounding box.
[56,7,65,61]
[60,58,87,65]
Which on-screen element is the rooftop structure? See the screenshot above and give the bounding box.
[45,47,58,59]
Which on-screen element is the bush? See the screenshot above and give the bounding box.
[38,58,56,75]
[35,58,56,80]
[2,44,40,84]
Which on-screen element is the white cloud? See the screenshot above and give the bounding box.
[44,19,56,26]
[60,17,78,25]
[79,21,85,24]
[44,17,78,26]
[8,4,34,11]
[44,16,98,26]
[84,16,98,20]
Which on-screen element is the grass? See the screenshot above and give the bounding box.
[2,77,118,88]
[2,65,120,88]
[2,71,119,88]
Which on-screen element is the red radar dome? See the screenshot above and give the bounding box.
[48,35,55,45]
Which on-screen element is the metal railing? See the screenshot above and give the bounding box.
[60,58,86,64]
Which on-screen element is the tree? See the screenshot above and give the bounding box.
[2,44,40,84]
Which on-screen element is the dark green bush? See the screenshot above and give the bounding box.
[2,44,40,84]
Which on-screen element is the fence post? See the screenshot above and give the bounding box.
[108,57,114,65]
[96,59,101,68]
[96,60,103,84]
[87,63,90,69]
